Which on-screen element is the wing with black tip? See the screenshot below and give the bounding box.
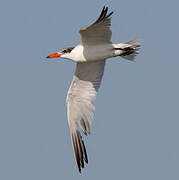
[66,61,105,172]
[79,6,113,45]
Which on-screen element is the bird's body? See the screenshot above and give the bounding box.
[47,6,141,173]
[64,44,111,62]
[62,43,136,62]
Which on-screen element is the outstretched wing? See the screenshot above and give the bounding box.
[66,61,105,172]
[79,6,113,45]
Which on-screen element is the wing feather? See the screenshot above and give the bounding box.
[66,61,105,172]
[79,6,113,45]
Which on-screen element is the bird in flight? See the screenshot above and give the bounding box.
[47,6,141,173]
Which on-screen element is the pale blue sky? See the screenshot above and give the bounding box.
[0,0,179,179]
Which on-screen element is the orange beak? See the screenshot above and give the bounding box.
[46,52,61,58]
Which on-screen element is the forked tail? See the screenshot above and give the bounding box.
[115,39,142,61]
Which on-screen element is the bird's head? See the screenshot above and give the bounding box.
[46,47,74,59]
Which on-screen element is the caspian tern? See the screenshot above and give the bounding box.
[47,6,141,173]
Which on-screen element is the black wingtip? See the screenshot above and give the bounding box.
[101,6,113,18]
[78,167,82,173]
[94,6,113,25]
[71,130,88,173]
[106,11,114,18]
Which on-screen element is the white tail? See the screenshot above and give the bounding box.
[115,39,142,61]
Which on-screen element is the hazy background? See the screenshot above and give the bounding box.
[0,0,179,179]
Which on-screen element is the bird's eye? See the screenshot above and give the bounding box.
[62,50,67,53]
